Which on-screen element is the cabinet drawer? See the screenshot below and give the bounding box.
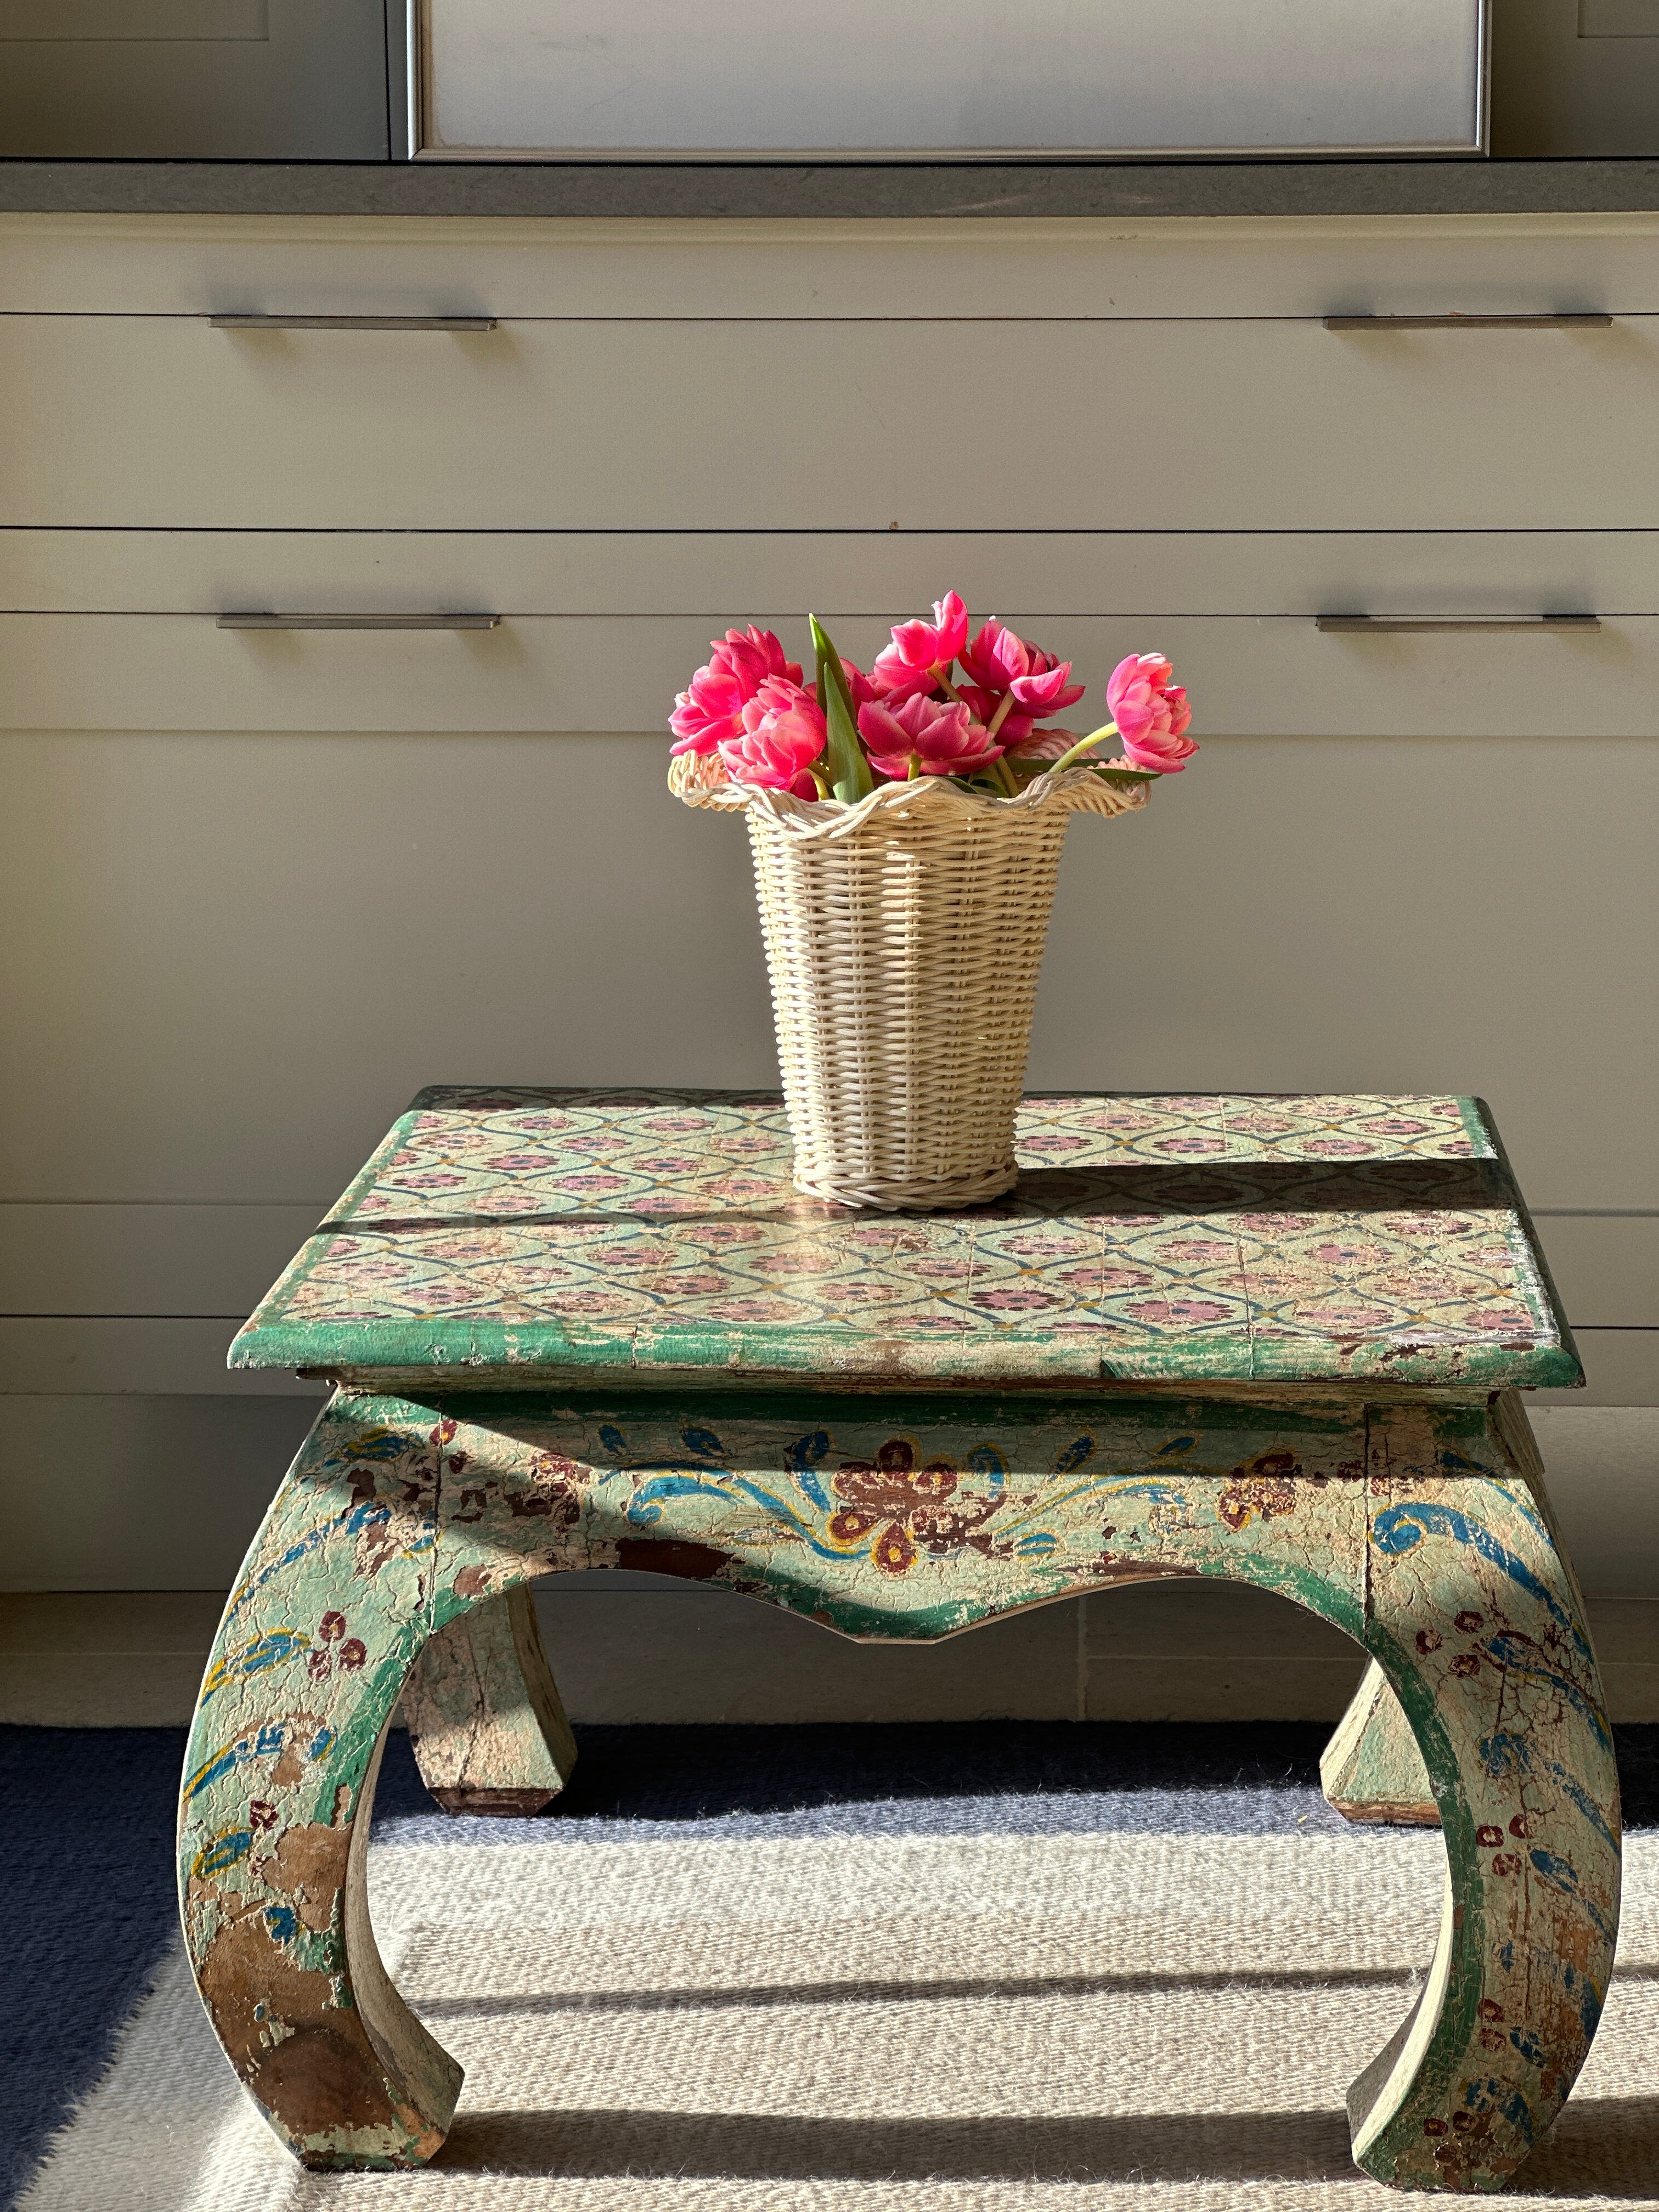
[7,608,1659,735]
[8,526,1659,618]
[5,212,1659,319]
[5,315,1658,531]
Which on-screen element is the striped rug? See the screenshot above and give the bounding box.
[19,1727,1659,2212]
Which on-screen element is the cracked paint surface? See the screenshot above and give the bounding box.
[227,1090,1580,1389]
[178,1386,1617,2188]
[1351,1402,1621,2190]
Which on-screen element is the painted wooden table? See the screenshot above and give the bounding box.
[179,1088,1620,2193]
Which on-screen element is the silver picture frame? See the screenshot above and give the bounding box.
[405,0,1491,162]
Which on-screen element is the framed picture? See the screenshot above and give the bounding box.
[409,0,1490,161]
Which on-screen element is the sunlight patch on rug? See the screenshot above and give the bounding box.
[22,1831,1659,2211]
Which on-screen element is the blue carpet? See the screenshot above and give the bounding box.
[373,1718,1393,1844]
[2,1719,1654,2209]
[0,1728,191,2212]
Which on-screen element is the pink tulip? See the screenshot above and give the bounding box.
[958,683,1035,754]
[857,691,1001,780]
[716,676,827,793]
[958,618,1086,714]
[669,663,746,755]
[670,627,802,755]
[870,591,970,698]
[1011,658,1085,714]
[958,617,1025,692]
[839,657,883,708]
[716,625,803,694]
[1003,724,1077,764]
[1105,653,1197,774]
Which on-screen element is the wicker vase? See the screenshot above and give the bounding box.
[674,758,1148,1209]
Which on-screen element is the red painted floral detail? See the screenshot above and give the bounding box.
[1477,1999,1504,2022]
[1450,1653,1481,1678]
[1455,1609,1484,1632]
[828,1440,1003,1577]
[1477,1825,1504,1847]
[1508,1812,1539,1839]
[873,1523,918,1575]
[319,1611,347,1643]
[522,1453,584,1532]
[306,1650,331,1682]
[1216,1451,1301,1531]
[249,1799,278,1831]
[1125,1296,1233,1326]
[1491,1852,1523,1877]
[1415,1628,1443,1654]
[337,1639,366,1672]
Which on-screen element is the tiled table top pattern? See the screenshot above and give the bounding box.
[230,1091,1578,1389]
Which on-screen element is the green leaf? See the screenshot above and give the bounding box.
[810,614,874,803]
[1091,764,1157,787]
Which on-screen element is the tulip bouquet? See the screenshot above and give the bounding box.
[669,592,1195,802]
[668,595,1197,1210]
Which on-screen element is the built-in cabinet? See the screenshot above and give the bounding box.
[1,208,1656,1601]
[0,0,392,160]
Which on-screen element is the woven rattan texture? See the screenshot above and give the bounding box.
[679,767,1146,1209]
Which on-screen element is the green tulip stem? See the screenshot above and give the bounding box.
[984,691,1018,742]
[1043,720,1145,777]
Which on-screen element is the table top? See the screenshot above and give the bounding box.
[230,1089,1578,1392]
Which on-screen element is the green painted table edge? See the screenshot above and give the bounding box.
[225,1090,1584,1393]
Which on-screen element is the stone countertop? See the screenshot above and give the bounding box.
[4,158,1659,221]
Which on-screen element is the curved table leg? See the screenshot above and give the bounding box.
[1347,1398,1621,2191]
[1322,1659,1438,1826]
[184,1386,1619,2185]
[402,1584,577,1815]
[178,1398,474,2167]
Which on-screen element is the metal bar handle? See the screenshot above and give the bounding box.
[1323,313,1612,331]
[1316,614,1601,634]
[217,612,501,631]
[207,314,497,332]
